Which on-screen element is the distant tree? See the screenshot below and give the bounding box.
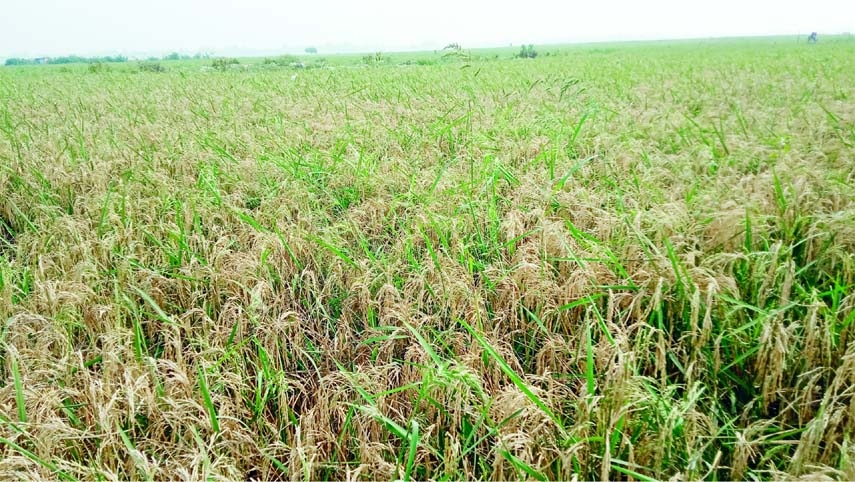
[517,44,538,59]
[88,62,109,73]
[441,43,470,61]
[4,55,127,66]
[305,47,318,54]
[164,52,181,61]
[139,62,166,73]
[4,58,33,66]
[263,55,299,67]
[48,55,86,64]
[211,57,240,71]
[362,52,386,65]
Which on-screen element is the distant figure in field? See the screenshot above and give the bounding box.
[808,32,818,43]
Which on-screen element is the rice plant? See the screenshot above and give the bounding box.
[1,37,854,480]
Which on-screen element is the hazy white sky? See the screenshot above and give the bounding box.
[1,0,853,58]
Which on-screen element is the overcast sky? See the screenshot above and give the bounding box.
[1,0,853,58]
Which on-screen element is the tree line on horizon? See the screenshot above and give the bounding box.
[3,52,212,66]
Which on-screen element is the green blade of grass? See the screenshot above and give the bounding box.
[11,355,26,423]
[499,449,548,481]
[131,286,176,326]
[458,318,566,434]
[557,293,604,312]
[353,404,408,440]
[556,154,597,190]
[308,235,357,268]
[610,459,658,482]
[117,423,152,482]
[403,419,419,482]
[198,365,220,433]
[586,318,596,397]
[0,436,77,481]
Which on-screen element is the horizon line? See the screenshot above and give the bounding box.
[3,31,853,62]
